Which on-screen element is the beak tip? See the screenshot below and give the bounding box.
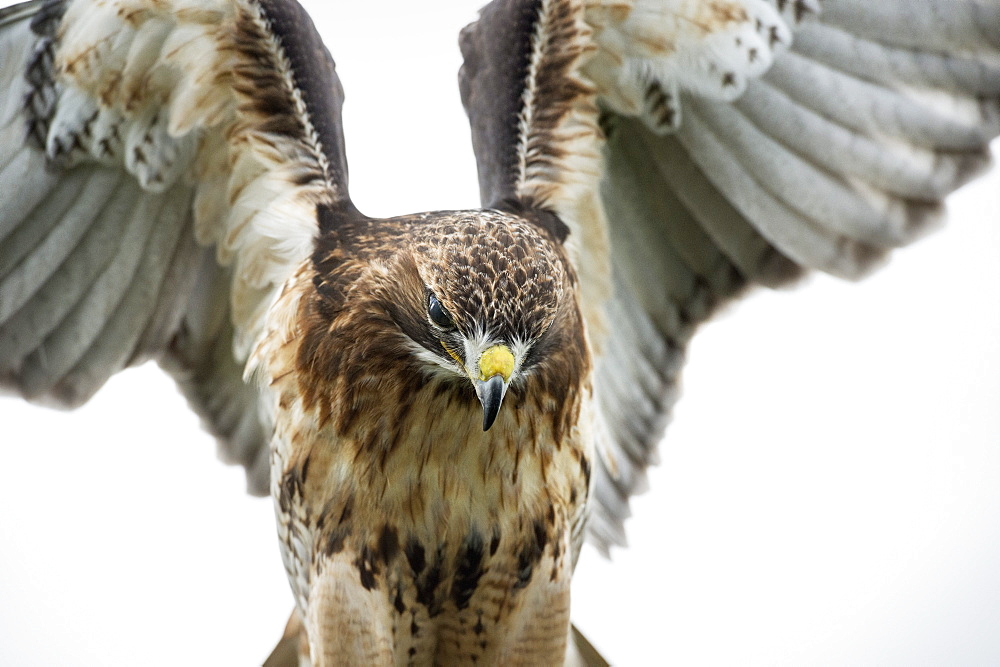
[475,374,507,432]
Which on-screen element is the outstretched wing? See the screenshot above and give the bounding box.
[459,0,1000,551]
[0,0,355,493]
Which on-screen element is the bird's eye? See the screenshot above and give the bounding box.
[427,293,455,330]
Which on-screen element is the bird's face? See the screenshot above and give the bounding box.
[396,211,570,430]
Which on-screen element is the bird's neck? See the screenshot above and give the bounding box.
[272,371,591,549]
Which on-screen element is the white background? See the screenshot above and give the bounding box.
[2,1,1000,664]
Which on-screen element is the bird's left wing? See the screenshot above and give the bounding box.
[0,0,355,493]
[459,0,1000,551]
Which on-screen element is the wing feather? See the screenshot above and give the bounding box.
[0,171,133,364]
[679,103,887,277]
[160,255,273,496]
[50,186,195,405]
[794,22,1000,96]
[0,161,71,264]
[0,168,125,324]
[0,0,356,493]
[133,211,205,359]
[737,79,984,201]
[820,0,1000,52]
[693,93,940,249]
[0,145,59,238]
[460,0,1000,552]
[17,178,166,400]
[638,131,801,288]
[772,53,996,151]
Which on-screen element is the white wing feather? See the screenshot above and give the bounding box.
[0,0,350,494]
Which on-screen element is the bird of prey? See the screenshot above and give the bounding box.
[1,0,999,664]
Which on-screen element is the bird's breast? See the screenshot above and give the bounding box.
[269,373,594,663]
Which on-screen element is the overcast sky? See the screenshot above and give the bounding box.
[2,2,1000,665]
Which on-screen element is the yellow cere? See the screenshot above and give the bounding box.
[478,344,515,382]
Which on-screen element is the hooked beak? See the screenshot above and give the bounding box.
[473,344,514,431]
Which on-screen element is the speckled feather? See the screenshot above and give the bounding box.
[254,208,593,664]
[4,0,1000,664]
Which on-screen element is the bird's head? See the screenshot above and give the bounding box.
[387,210,577,431]
[300,209,586,437]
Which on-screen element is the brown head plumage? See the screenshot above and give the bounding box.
[293,207,585,436]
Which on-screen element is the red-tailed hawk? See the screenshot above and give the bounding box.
[5,3,991,664]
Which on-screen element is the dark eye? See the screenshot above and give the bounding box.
[427,293,455,330]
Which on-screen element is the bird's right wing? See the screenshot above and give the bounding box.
[0,0,355,494]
